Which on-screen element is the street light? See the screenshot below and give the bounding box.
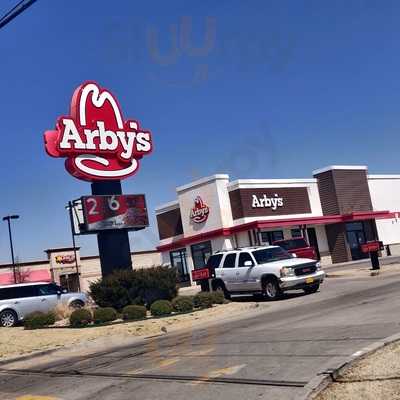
[2,215,20,283]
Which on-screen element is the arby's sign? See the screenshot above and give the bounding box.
[44,81,153,181]
[190,196,210,223]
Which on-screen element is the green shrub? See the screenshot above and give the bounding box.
[150,300,173,317]
[70,309,93,328]
[122,305,147,321]
[172,296,194,313]
[89,266,178,310]
[93,307,117,324]
[193,292,213,309]
[24,311,56,330]
[210,291,225,304]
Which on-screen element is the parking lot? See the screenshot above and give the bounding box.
[1,270,399,400]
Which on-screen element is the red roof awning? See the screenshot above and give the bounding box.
[157,210,395,252]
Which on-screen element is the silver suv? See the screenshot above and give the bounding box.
[209,246,325,300]
[0,282,87,327]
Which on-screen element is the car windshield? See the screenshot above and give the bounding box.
[252,247,292,264]
[276,239,308,250]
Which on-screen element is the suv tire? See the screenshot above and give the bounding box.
[69,300,84,309]
[262,278,282,300]
[0,309,18,327]
[212,281,231,300]
[303,284,319,295]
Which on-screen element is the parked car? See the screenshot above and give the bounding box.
[273,237,318,260]
[0,282,87,327]
[209,246,325,300]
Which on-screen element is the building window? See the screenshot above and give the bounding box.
[170,249,190,282]
[191,241,212,269]
[291,228,302,238]
[260,230,284,244]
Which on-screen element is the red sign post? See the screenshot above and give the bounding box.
[360,241,383,271]
[360,241,382,254]
[191,267,211,281]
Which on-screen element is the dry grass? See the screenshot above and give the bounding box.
[53,303,74,321]
[316,341,400,400]
[0,301,264,361]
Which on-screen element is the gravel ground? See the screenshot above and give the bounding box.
[0,301,262,361]
[316,340,400,399]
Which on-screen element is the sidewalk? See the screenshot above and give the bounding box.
[323,255,400,272]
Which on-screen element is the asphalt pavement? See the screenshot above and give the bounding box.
[1,272,400,400]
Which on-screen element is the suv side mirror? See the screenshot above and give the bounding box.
[244,260,254,267]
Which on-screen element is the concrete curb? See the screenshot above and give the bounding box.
[300,332,400,400]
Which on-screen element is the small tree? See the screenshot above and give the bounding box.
[14,258,31,284]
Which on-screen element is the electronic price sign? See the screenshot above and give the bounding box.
[81,195,149,232]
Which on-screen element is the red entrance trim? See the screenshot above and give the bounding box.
[156,210,395,252]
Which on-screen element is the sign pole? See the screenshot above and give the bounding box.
[44,81,152,279]
[91,180,133,276]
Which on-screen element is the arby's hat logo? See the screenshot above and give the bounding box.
[44,81,153,182]
[190,196,210,223]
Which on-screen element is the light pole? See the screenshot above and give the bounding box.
[2,215,20,284]
[66,202,81,291]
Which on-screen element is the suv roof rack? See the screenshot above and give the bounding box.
[215,245,272,254]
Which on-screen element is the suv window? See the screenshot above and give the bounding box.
[252,247,292,264]
[37,283,61,296]
[207,254,223,269]
[238,252,254,267]
[0,287,17,301]
[0,285,38,300]
[223,253,236,268]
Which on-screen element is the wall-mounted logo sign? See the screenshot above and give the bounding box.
[190,196,210,223]
[252,194,283,210]
[44,81,153,182]
[55,255,76,265]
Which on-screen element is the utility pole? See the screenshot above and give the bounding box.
[2,215,20,283]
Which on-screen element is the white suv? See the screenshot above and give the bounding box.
[208,246,325,300]
[0,282,87,327]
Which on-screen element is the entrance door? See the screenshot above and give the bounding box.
[170,249,190,283]
[346,222,368,260]
[191,241,212,269]
[307,227,321,260]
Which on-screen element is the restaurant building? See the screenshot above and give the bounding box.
[156,165,400,284]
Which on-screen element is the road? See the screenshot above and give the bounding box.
[1,272,400,400]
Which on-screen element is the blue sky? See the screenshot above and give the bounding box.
[0,0,399,263]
